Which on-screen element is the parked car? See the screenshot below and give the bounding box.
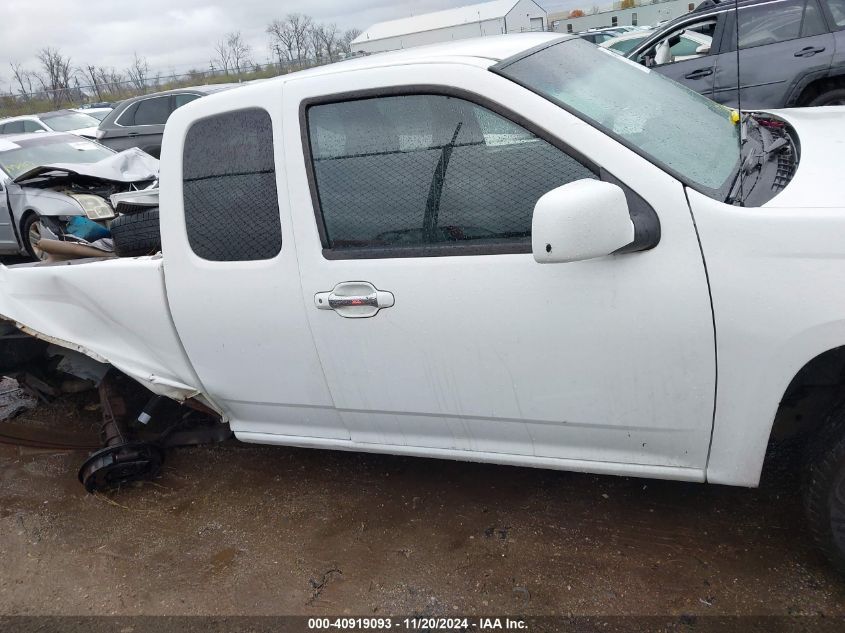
[601,28,712,57]
[0,110,101,138]
[625,0,845,108]
[95,84,237,157]
[3,33,845,572]
[74,107,113,121]
[0,132,158,259]
[577,27,626,44]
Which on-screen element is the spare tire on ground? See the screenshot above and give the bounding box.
[110,208,161,257]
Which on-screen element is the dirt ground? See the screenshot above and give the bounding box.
[2,390,845,620]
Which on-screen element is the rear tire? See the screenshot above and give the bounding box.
[808,88,845,107]
[110,208,161,257]
[804,402,845,574]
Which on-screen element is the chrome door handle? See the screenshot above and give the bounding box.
[315,282,394,318]
[328,293,378,309]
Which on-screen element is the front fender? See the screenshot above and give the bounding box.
[686,188,845,486]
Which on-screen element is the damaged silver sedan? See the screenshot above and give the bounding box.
[0,133,159,260]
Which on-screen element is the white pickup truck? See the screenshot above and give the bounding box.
[2,33,845,570]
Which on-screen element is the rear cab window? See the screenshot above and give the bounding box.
[182,108,281,261]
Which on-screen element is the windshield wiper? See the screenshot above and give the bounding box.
[727,114,790,205]
[422,122,462,242]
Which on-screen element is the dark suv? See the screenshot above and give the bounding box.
[625,0,845,108]
[95,84,236,157]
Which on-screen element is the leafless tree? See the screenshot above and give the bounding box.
[214,38,234,75]
[267,18,296,64]
[313,23,340,62]
[339,28,362,55]
[126,53,150,91]
[267,14,313,68]
[290,14,313,66]
[97,67,125,97]
[9,62,35,100]
[84,65,104,100]
[35,47,75,106]
[227,32,253,75]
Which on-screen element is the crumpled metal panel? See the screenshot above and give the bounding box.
[13,147,159,184]
[0,257,217,409]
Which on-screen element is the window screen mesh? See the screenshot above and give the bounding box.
[308,95,595,251]
[183,108,282,261]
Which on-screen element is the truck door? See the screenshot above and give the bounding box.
[159,99,347,442]
[283,65,717,476]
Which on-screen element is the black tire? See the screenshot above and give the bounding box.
[110,208,161,257]
[21,213,44,261]
[804,403,845,574]
[808,88,845,107]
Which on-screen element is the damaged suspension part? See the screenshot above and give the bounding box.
[78,373,232,493]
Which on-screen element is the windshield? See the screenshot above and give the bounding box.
[0,135,114,179]
[40,111,100,132]
[494,38,740,193]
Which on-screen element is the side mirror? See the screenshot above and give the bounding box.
[532,179,634,264]
[695,44,711,55]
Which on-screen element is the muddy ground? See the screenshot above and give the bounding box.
[2,390,845,619]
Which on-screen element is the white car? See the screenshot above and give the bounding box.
[73,107,113,122]
[2,33,845,572]
[601,28,713,60]
[0,109,101,138]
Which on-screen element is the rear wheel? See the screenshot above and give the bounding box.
[21,213,46,261]
[110,208,161,257]
[804,403,845,574]
[808,88,845,107]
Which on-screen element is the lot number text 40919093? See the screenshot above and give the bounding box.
[307,617,528,630]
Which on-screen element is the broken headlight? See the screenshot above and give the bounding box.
[68,193,115,221]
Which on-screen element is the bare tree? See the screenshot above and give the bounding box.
[267,14,312,67]
[126,53,150,91]
[97,67,125,97]
[308,25,324,61]
[214,38,233,75]
[35,47,75,106]
[267,18,296,65]
[313,23,340,62]
[9,62,35,100]
[290,14,313,66]
[84,65,104,100]
[227,32,253,75]
[339,28,362,55]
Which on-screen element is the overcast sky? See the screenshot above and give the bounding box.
[0,0,588,92]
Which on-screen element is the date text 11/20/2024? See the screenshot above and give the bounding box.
[307,617,528,630]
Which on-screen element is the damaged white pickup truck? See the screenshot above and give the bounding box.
[2,33,845,571]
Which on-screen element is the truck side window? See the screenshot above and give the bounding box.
[182,108,281,261]
[306,94,595,253]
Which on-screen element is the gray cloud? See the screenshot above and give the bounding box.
[1,0,583,91]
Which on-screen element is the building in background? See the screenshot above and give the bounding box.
[351,0,548,55]
[549,0,698,34]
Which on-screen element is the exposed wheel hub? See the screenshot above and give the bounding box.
[78,442,164,493]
